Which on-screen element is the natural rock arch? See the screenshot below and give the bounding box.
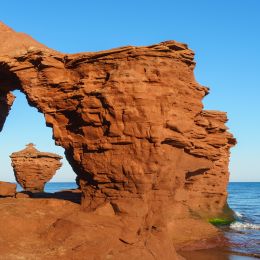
[0,22,236,259]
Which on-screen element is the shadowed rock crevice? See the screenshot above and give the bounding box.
[18,189,82,204]
[185,168,210,180]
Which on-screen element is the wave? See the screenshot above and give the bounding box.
[230,222,260,230]
[234,211,243,218]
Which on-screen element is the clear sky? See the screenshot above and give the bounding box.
[0,0,259,182]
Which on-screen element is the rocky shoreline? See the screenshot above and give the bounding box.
[0,195,221,259]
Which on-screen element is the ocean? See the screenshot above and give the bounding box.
[19,182,260,258]
[226,182,260,258]
[16,182,78,193]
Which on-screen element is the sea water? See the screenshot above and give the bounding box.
[44,182,78,193]
[16,182,78,193]
[226,182,260,257]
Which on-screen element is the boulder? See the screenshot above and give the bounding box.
[10,143,62,193]
[0,181,16,197]
[15,192,31,199]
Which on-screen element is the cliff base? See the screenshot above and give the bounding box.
[0,196,225,260]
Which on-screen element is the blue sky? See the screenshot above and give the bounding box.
[0,0,259,182]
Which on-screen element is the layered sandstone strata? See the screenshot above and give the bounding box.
[0,22,236,259]
[10,143,62,192]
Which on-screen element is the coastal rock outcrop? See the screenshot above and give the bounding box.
[0,181,16,197]
[0,22,236,259]
[10,143,62,192]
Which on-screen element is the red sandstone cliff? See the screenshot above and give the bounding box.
[0,22,236,259]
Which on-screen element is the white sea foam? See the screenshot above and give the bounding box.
[234,211,243,218]
[230,222,260,230]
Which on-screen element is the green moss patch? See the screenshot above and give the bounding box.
[208,218,234,226]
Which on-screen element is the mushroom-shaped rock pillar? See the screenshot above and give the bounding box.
[10,143,62,193]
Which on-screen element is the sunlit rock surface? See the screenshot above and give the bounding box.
[0,181,16,197]
[0,22,236,259]
[10,143,62,192]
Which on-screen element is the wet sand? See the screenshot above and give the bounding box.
[179,248,259,260]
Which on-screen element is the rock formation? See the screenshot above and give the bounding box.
[10,143,62,192]
[0,181,16,197]
[0,91,15,131]
[0,22,236,259]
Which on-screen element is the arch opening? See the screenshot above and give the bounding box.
[0,74,80,202]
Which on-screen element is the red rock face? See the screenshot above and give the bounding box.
[0,22,236,258]
[0,181,16,197]
[10,144,62,192]
[0,91,15,131]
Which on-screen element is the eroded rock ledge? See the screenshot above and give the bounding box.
[0,22,236,259]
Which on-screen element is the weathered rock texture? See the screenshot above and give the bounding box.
[10,143,62,192]
[0,181,16,197]
[0,91,15,131]
[0,22,236,259]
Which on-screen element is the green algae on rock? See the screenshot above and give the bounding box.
[208,218,234,226]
